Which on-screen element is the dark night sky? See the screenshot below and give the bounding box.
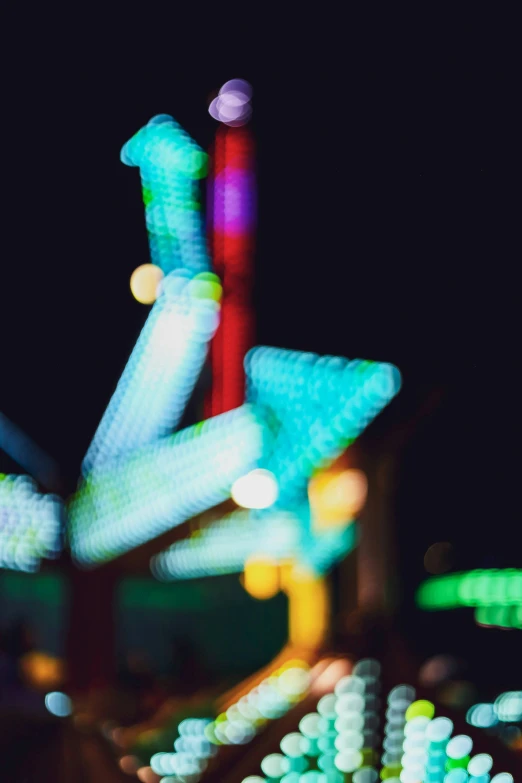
[0,20,520,674]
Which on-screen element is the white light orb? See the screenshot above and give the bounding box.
[231,469,278,509]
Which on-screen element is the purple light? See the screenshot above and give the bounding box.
[214,170,255,233]
[209,79,252,126]
[220,79,252,101]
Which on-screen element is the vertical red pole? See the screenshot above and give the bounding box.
[205,126,256,417]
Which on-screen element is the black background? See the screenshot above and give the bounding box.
[0,14,520,687]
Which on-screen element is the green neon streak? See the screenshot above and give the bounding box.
[416,569,522,611]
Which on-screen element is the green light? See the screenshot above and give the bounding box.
[405,700,435,721]
[475,604,522,629]
[416,569,522,612]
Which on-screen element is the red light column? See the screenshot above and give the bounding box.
[206,124,256,417]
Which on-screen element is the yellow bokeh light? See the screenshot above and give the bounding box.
[309,468,367,531]
[130,264,164,304]
[20,651,65,690]
[243,555,280,600]
[285,567,330,650]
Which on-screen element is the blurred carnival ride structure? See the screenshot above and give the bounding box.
[1,79,520,782]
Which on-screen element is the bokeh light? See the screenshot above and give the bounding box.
[419,654,459,686]
[245,347,401,509]
[121,114,208,276]
[494,691,522,722]
[231,468,279,509]
[151,510,299,581]
[70,404,267,565]
[423,541,454,574]
[243,555,280,599]
[45,691,72,717]
[81,269,223,475]
[0,473,63,572]
[209,79,253,126]
[20,651,65,690]
[417,569,522,611]
[130,263,164,305]
[309,468,367,530]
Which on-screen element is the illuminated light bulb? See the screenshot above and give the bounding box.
[278,667,311,698]
[209,79,253,126]
[490,776,514,783]
[281,732,306,757]
[352,659,381,679]
[231,469,279,509]
[467,754,493,776]
[335,692,365,715]
[335,749,363,773]
[399,770,425,783]
[446,735,473,761]
[426,717,453,743]
[241,778,267,783]
[130,263,164,304]
[260,753,289,778]
[443,771,469,783]
[466,703,497,728]
[299,713,322,739]
[494,691,522,722]
[243,555,279,599]
[309,468,367,530]
[335,675,366,697]
[335,731,364,751]
[45,691,72,717]
[388,685,416,705]
[353,768,379,783]
[405,700,435,721]
[336,714,364,733]
[317,693,337,719]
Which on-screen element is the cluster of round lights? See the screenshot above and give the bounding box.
[71,404,266,565]
[83,270,223,475]
[241,659,383,783]
[0,473,63,572]
[207,662,311,748]
[150,719,215,781]
[209,79,252,127]
[467,691,522,735]
[122,114,209,280]
[152,510,299,582]
[240,660,515,783]
[245,346,401,508]
[381,683,416,775]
